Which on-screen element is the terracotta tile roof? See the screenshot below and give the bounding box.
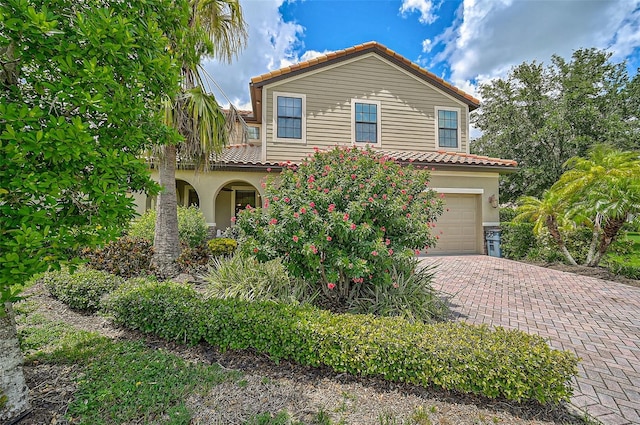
[206,144,516,170]
[374,149,518,168]
[250,41,480,110]
[212,143,270,166]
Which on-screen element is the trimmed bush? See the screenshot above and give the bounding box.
[207,237,238,257]
[500,222,536,260]
[81,236,154,278]
[128,206,208,248]
[102,278,203,344]
[204,254,317,304]
[40,267,123,312]
[500,221,593,265]
[127,208,156,242]
[103,280,578,404]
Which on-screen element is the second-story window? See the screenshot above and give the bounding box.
[277,95,302,139]
[436,108,460,149]
[247,126,260,140]
[352,99,381,145]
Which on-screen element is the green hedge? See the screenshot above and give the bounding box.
[500,222,536,260]
[41,267,123,312]
[102,280,578,404]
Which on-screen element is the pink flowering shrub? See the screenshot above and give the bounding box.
[236,146,444,309]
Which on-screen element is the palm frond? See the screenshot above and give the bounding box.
[193,0,247,63]
[162,86,227,169]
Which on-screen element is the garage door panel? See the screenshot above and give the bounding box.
[429,194,480,254]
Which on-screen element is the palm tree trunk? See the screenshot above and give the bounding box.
[0,303,29,422]
[587,216,626,267]
[585,228,600,266]
[546,216,578,266]
[585,213,603,266]
[152,144,181,277]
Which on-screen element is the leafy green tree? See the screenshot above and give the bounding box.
[152,0,247,275]
[0,0,185,419]
[472,49,639,201]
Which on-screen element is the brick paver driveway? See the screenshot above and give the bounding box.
[422,255,640,425]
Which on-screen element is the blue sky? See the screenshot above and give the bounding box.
[203,0,640,110]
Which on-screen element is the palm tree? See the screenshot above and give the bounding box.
[152,0,247,274]
[552,144,640,266]
[515,190,578,265]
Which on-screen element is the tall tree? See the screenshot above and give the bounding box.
[472,49,639,201]
[152,0,247,274]
[0,0,185,420]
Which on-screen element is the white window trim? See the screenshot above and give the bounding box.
[351,99,381,146]
[431,188,484,194]
[435,106,462,151]
[247,126,260,140]
[273,91,306,144]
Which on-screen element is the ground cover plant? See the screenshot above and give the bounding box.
[236,146,444,320]
[103,279,579,405]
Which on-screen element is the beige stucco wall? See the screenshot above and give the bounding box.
[263,53,470,164]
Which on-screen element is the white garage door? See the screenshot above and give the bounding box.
[428,194,480,254]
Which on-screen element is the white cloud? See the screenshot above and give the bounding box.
[427,0,640,95]
[609,6,640,61]
[399,0,438,24]
[201,0,305,108]
[280,49,333,68]
[421,38,433,53]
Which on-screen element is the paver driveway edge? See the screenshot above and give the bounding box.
[422,255,640,425]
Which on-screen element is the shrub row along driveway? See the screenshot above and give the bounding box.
[423,255,640,425]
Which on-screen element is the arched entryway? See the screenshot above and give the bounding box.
[214,181,261,232]
[176,179,199,208]
[143,179,200,211]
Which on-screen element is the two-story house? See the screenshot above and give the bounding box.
[133,41,516,255]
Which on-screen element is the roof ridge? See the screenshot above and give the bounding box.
[250,41,480,107]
